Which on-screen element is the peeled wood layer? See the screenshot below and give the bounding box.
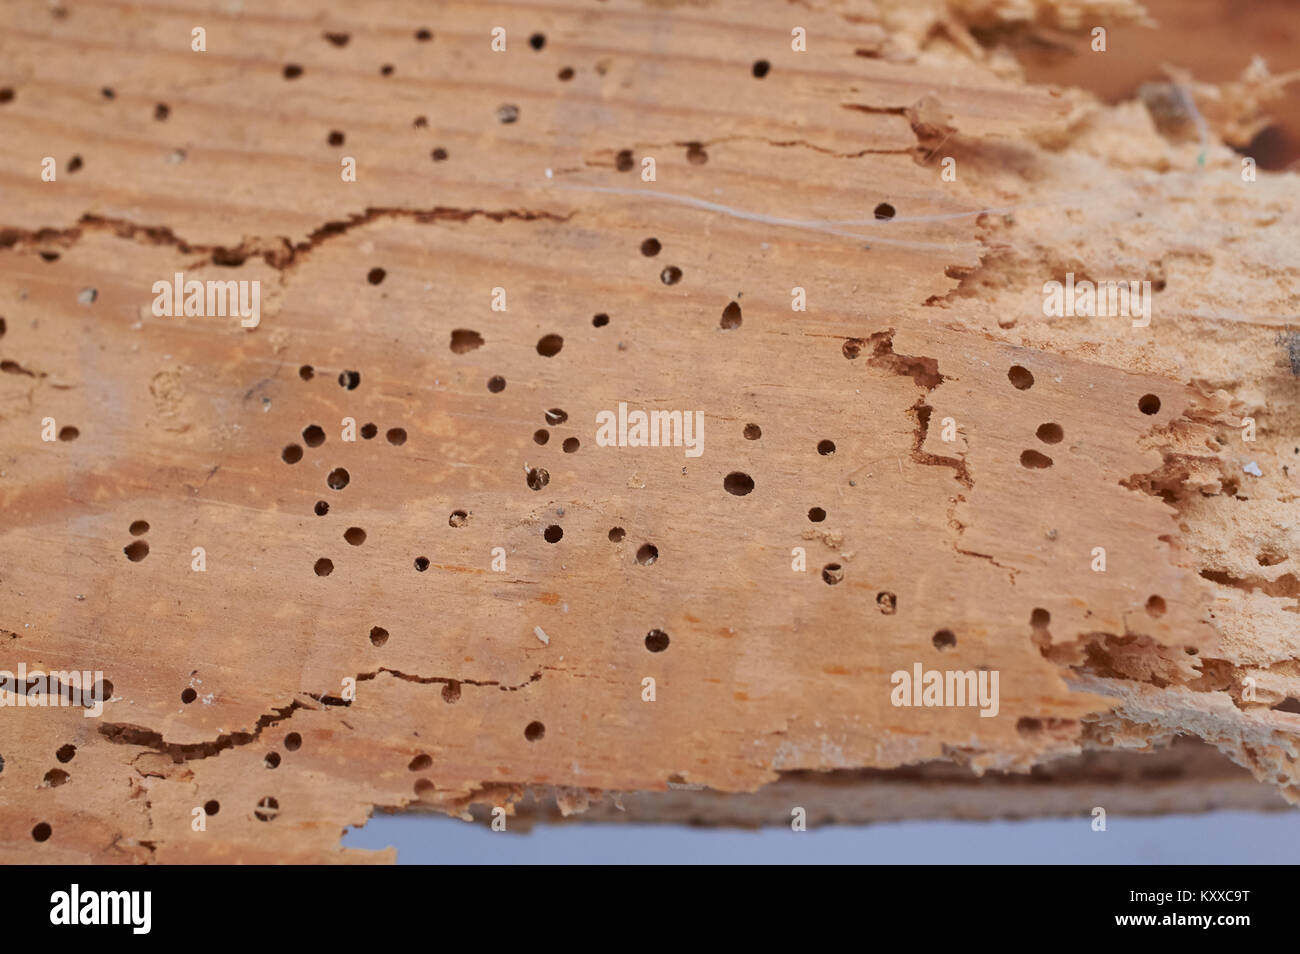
[0,0,1296,862]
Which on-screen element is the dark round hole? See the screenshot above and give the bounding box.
[265,751,281,768]
[299,365,314,380]
[686,142,708,165]
[636,543,658,565]
[284,732,302,752]
[615,149,634,171]
[380,64,394,76]
[282,444,303,464]
[314,500,329,516]
[431,147,448,161]
[123,540,149,562]
[592,313,609,327]
[933,629,957,650]
[361,423,378,439]
[497,103,519,124]
[415,28,432,41]
[328,130,345,146]
[641,238,661,257]
[314,558,334,577]
[487,376,506,393]
[154,103,170,120]
[543,525,564,543]
[1020,449,1053,469]
[724,472,754,496]
[386,427,407,445]
[414,556,430,572]
[1139,393,1161,415]
[367,267,386,285]
[1035,422,1063,444]
[743,423,761,440]
[181,687,197,704]
[1030,608,1050,628]
[129,520,150,536]
[526,467,550,491]
[873,202,896,221]
[1146,594,1166,617]
[822,563,844,585]
[545,408,568,425]
[720,301,742,329]
[660,266,682,285]
[524,721,546,741]
[450,329,484,353]
[645,629,670,653]
[558,67,574,81]
[449,510,469,527]
[409,753,432,771]
[608,527,625,542]
[339,370,360,390]
[32,822,52,842]
[534,429,550,445]
[817,440,836,456]
[808,507,826,522]
[529,33,546,50]
[204,799,220,816]
[302,424,326,447]
[344,527,366,546]
[537,334,564,357]
[370,626,389,647]
[283,64,303,79]
[752,59,770,78]
[56,744,76,763]
[562,437,579,453]
[58,426,79,441]
[442,683,461,703]
[1008,365,1034,390]
[327,468,350,490]
[255,796,279,821]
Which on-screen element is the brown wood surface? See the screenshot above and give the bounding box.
[0,0,1296,862]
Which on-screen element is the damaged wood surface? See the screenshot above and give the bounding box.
[0,0,1297,862]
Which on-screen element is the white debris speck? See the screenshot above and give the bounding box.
[545,168,553,179]
[534,626,549,645]
[1244,461,1263,477]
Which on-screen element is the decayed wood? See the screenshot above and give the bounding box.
[0,0,1297,862]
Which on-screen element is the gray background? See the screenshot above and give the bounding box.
[342,809,1300,863]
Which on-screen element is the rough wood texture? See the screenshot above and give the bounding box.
[0,0,1297,862]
